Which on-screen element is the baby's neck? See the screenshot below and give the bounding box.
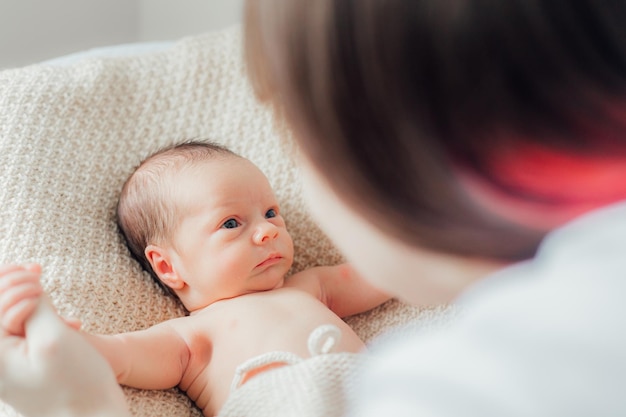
[186,284,288,316]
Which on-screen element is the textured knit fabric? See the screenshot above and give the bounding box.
[0,26,442,417]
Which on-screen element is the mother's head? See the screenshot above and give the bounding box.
[244,0,626,302]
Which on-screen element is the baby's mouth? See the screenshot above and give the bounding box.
[256,254,282,268]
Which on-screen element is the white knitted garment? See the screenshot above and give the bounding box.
[0,26,444,417]
[219,353,366,417]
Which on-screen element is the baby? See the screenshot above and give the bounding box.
[0,141,389,416]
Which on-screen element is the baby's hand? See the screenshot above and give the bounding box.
[0,264,44,336]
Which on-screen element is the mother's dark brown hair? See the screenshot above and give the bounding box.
[244,0,626,261]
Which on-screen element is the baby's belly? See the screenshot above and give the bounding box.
[185,291,366,416]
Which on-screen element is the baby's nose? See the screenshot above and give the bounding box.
[253,222,279,244]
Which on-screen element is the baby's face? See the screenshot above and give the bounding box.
[166,157,294,309]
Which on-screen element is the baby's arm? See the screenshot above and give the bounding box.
[0,263,191,391]
[286,263,391,317]
[82,319,191,390]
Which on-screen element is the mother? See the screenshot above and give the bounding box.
[3,0,626,416]
[245,2,626,415]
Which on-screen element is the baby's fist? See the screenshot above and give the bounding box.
[0,264,44,336]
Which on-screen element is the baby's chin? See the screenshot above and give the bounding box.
[257,274,285,292]
[270,276,286,290]
[253,262,291,292]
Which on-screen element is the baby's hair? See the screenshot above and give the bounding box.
[117,140,238,291]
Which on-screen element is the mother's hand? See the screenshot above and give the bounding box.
[0,297,130,417]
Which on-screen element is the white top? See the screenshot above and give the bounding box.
[348,202,626,417]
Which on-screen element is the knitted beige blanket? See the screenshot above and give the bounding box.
[0,26,448,417]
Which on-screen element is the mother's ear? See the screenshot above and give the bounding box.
[144,245,185,290]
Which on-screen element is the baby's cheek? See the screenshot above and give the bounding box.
[282,234,295,265]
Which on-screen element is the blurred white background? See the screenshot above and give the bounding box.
[0,0,244,69]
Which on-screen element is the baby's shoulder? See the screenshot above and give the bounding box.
[285,266,323,287]
[166,310,218,338]
[284,264,345,293]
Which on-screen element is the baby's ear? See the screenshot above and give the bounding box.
[144,245,185,290]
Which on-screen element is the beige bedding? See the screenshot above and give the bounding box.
[0,26,447,417]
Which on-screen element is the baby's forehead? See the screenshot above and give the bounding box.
[166,156,274,195]
[181,155,264,178]
[149,153,240,178]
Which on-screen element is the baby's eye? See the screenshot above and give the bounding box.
[221,218,240,229]
[265,209,277,219]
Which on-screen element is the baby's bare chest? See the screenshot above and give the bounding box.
[197,290,347,358]
[180,290,363,414]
